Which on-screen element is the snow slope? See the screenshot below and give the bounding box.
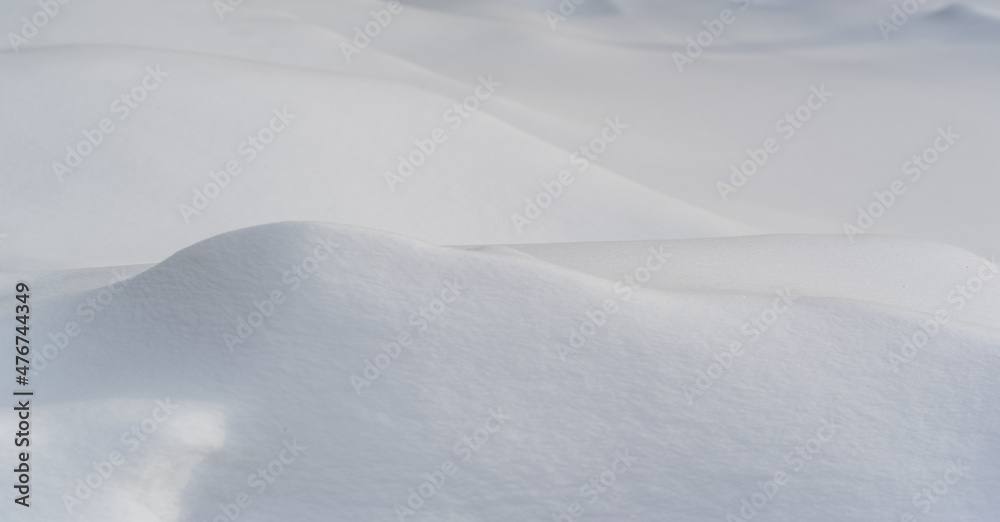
[503,234,1000,330]
[2,223,999,521]
[2,0,1000,269]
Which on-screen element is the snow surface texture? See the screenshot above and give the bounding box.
[1,0,999,521]
[3,223,1000,522]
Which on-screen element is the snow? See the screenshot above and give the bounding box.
[3,223,999,520]
[1,0,999,520]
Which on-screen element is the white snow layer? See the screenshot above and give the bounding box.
[2,223,999,521]
[1,0,1000,521]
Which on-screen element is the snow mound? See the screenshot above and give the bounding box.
[0,45,753,270]
[4,222,998,521]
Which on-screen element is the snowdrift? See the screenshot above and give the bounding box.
[3,222,998,521]
[4,0,1000,270]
